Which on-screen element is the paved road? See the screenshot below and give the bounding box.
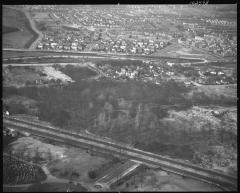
[3,6,42,50]
[23,11,43,50]
[3,48,207,63]
[3,116,237,191]
[3,62,88,67]
[95,160,140,189]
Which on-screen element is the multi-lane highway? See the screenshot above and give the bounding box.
[95,160,141,189]
[3,48,206,63]
[3,115,237,191]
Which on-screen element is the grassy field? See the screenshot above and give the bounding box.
[3,25,20,34]
[152,43,220,61]
[59,65,98,81]
[2,7,38,49]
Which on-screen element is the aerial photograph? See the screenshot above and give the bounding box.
[2,4,237,192]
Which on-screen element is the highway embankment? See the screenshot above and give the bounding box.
[3,115,237,191]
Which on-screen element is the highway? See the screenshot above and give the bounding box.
[3,48,206,63]
[95,160,141,189]
[3,115,237,191]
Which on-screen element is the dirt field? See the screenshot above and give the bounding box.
[43,66,74,83]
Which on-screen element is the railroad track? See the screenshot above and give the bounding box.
[3,115,237,191]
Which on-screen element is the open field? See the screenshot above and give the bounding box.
[3,65,74,88]
[3,26,20,34]
[152,43,222,61]
[59,65,98,81]
[2,7,37,49]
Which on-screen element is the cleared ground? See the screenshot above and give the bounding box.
[2,65,74,88]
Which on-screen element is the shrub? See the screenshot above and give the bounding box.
[88,171,97,179]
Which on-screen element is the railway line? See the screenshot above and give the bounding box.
[3,115,237,191]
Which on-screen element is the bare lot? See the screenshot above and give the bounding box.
[3,65,74,88]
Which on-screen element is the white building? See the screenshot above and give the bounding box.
[195,36,204,41]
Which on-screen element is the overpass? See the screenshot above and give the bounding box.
[94,160,141,190]
[3,115,237,191]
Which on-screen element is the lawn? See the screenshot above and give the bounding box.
[59,65,98,81]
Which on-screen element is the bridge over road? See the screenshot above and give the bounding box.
[3,115,237,191]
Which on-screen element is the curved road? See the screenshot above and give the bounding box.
[24,10,43,50]
[3,6,42,50]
